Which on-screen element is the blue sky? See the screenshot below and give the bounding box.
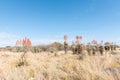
[0,0,120,47]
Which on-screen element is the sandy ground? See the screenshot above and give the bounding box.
[0,51,120,80]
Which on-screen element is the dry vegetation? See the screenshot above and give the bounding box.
[0,51,120,80]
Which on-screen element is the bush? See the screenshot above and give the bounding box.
[16,53,29,67]
[111,51,118,55]
[16,47,25,52]
[79,54,84,60]
[47,47,58,53]
[49,42,64,51]
[31,47,42,53]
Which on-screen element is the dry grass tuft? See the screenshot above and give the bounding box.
[0,51,120,80]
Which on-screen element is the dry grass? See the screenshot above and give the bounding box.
[0,51,120,80]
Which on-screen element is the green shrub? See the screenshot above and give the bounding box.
[48,47,58,53]
[16,53,29,67]
[79,54,84,60]
[111,51,118,55]
[31,47,42,53]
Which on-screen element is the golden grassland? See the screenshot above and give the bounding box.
[0,51,120,80]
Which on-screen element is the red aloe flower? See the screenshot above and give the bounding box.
[16,37,32,47]
[27,38,32,47]
[25,38,29,47]
[29,40,32,46]
[24,38,32,47]
[22,38,26,46]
